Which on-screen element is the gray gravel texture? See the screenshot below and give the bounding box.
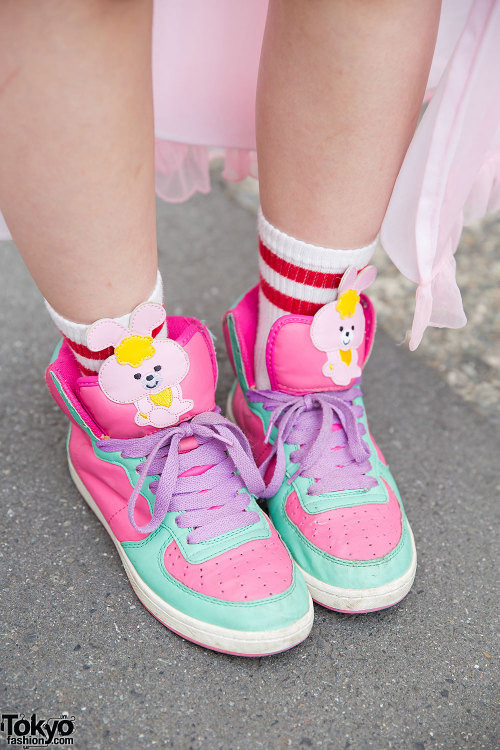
[0,176,498,749]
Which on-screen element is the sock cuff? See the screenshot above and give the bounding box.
[255,212,377,387]
[44,270,163,346]
[258,208,378,273]
[45,270,164,374]
[258,211,377,316]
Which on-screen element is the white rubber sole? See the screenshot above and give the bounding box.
[67,452,314,656]
[296,527,417,613]
[226,388,417,614]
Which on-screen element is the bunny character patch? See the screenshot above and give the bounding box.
[87,303,194,428]
[310,266,377,387]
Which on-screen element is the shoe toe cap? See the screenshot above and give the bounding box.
[286,480,402,562]
[163,524,294,602]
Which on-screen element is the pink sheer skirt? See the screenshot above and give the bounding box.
[1,0,499,347]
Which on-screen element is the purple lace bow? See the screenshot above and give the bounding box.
[97,411,264,543]
[247,386,376,499]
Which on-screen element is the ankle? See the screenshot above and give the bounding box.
[45,270,164,375]
[255,211,377,389]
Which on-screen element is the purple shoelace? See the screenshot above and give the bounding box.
[97,411,265,543]
[247,386,377,499]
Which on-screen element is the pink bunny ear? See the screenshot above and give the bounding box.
[87,319,129,352]
[310,301,337,352]
[353,265,377,292]
[338,267,358,295]
[129,303,166,336]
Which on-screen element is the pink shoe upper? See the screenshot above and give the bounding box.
[48,311,295,603]
[224,269,404,564]
[223,270,376,396]
[47,315,218,440]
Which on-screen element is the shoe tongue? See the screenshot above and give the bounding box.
[77,319,217,438]
[266,293,375,395]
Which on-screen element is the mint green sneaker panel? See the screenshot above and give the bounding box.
[267,487,414,590]
[122,529,311,632]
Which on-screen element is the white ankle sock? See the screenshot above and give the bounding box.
[255,210,377,389]
[45,270,164,374]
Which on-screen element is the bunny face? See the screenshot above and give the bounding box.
[86,302,191,408]
[336,308,365,350]
[98,338,190,405]
[311,301,365,353]
[133,363,163,392]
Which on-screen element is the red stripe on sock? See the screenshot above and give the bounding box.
[259,275,323,317]
[259,238,345,289]
[65,321,164,360]
[67,339,114,360]
[151,322,164,339]
[79,362,99,377]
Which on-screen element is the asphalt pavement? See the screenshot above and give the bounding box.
[0,176,498,749]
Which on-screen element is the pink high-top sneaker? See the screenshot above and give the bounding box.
[46,303,313,655]
[223,269,417,613]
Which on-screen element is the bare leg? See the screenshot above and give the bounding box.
[257,0,441,248]
[0,0,157,323]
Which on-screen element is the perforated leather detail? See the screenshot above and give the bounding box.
[164,525,293,601]
[286,480,402,561]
